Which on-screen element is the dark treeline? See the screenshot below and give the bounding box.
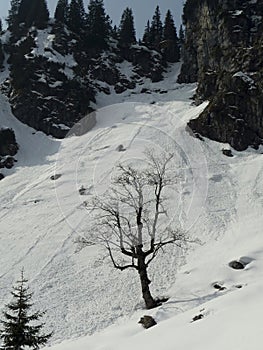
[5,0,181,61]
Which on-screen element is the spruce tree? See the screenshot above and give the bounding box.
[6,0,21,30]
[35,0,50,29]
[0,270,52,350]
[54,0,69,24]
[162,10,180,62]
[17,0,49,29]
[142,20,151,46]
[67,0,86,34]
[118,8,136,47]
[86,0,111,49]
[149,5,163,50]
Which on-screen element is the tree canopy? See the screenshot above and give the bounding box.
[0,270,52,349]
[54,0,69,24]
[118,7,136,47]
[86,0,111,49]
[17,0,49,29]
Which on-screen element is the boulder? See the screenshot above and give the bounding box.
[138,315,157,329]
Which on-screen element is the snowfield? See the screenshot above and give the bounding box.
[1,64,263,349]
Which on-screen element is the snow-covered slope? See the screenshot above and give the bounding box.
[1,64,263,349]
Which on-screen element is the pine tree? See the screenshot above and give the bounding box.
[86,0,111,49]
[6,0,21,30]
[67,0,86,34]
[54,0,69,24]
[148,6,163,50]
[17,0,49,29]
[0,270,52,350]
[142,20,150,46]
[118,8,136,47]
[35,0,50,29]
[162,10,180,62]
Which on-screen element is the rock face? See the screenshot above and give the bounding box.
[0,128,19,174]
[179,0,263,151]
[1,24,166,139]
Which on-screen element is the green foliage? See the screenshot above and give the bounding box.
[67,0,85,34]
[118,8,136,47]
[6,0,21,30]
[142,20,151,45]
[86,0,111,49]
[0,270,52,350]
[9,35,35,90]
[17,0,49,29]
[148,5,163,50]
[54,0,69,24]
[162,10,180,62]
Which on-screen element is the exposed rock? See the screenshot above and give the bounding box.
[79,186,88,195]
[138,315,157,329]
[116,144,126,152]
[222,149,233,157]
[192,314,204,322]
[0,128,19,171]
[179,0,263,151]
[1,25,166,138]
[229,260,245,270]
[0,128,18,156]
[50,174,62,181]
[126,45,165,83]
[213,283,226,291]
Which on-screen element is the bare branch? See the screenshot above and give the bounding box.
[107,247,138,271]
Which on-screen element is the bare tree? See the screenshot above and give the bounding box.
[85,150,187,309]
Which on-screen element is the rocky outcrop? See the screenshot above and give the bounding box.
[3,27,96,138]
[0,128,19,176]
[1,23,166,138]
[179,0,263,151]
[119,44,165,83]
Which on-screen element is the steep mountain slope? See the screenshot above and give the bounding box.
[1,64,263,350]
[179,0,263,151]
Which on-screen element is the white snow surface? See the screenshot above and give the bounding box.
[1,64,263,349]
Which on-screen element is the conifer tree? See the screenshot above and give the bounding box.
[17,0,49,29]
[162,10,180,62]
[149,5,163,50]
[54,0,69,24]
[142,20,151,46]
[35,0,50,28]
[67,0,86,34]
[0,270,52,350]
[86,0,111,49]
[111,25,119,40]
[6,0,21,30]
[118,8,136,47]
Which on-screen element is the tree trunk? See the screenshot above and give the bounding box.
[137,254,157,309]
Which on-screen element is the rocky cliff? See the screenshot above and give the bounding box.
[179,0,263,151]
[0,23,165,139]
[0,128,18,179]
